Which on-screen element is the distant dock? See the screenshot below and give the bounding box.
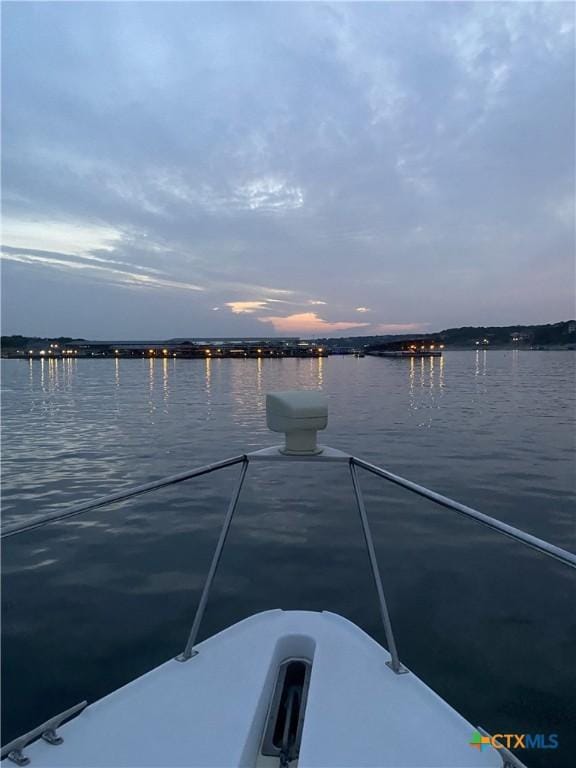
[367,350,442,358]
[4,338,328,360]
[365,338,444,358]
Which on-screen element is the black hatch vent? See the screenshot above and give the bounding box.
[261,659,312,766]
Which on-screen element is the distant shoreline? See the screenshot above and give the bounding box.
[3,345,574,360]
[2,320,575,358]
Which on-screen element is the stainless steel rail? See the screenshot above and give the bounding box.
[0,456,246,539]
[3,445,575,685]
[349,462,406,674]
[176,458,249,661]
[352,457,576,570]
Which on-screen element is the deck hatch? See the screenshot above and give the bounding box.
[261,658,311,766]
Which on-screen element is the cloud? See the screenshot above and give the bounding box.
[1,247,204,293]
[226,300,269,314]
[220,284,294,297]
[234,177,304,211]
[355,306,371,313]
[150,172,304,213]
[258,312,370,335]
[1,1,573,335]
[2,217,123,254]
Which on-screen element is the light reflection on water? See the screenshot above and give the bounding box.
[1,352,575,766]
[407,355,445,428]
[4,352,574,530]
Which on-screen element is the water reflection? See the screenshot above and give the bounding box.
[162,358,169,406]
[316,355,324,389]
[48,358,59,392]
[204,356,212,395]
[64,357,77,390]
[230,359,261,430]
[475,349,487,377]
[148,358,156,417]
[148,358,154,392]
[474,350,488,402]
[408,357,416,415]
[408,355,444,427]
[256,356,263,395]
[2,352,575,764]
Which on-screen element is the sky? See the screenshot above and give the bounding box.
[1,1,574,339]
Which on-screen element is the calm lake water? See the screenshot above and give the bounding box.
[2,352,575,765]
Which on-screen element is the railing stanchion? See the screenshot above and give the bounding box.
[349,461,407,674]
[176,458,249,661]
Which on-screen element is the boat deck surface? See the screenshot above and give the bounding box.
[6,610,503,767]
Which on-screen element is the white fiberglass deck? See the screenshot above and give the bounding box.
[13,610,503,768]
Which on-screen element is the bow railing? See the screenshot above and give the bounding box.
[3,444,575,678]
